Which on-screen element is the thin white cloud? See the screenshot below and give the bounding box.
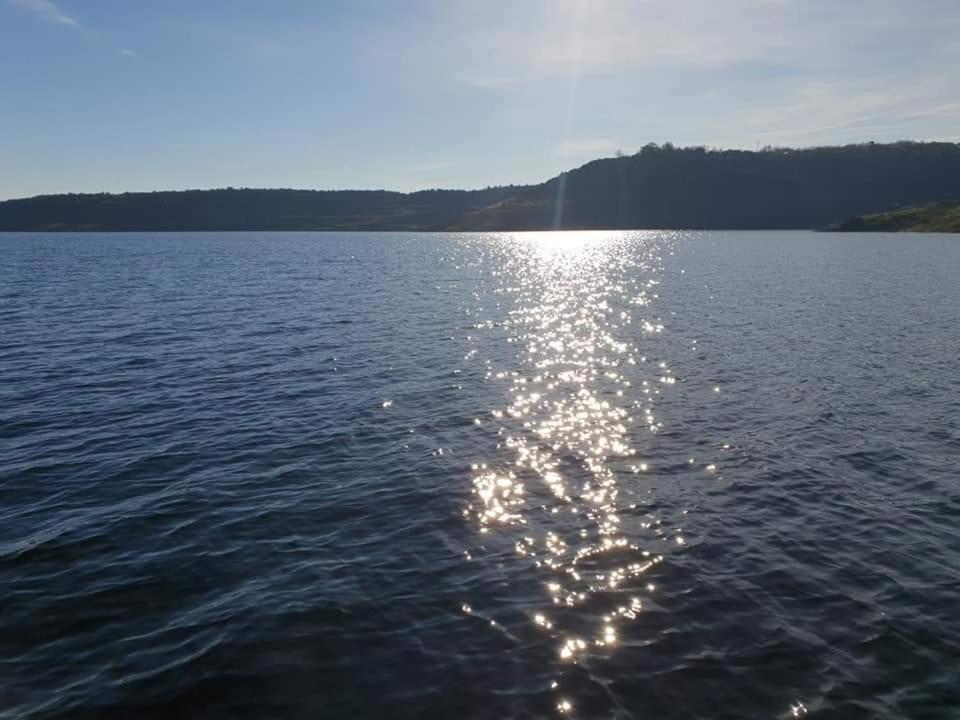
[432,0,815,87]
[11,0,138,58]
[704,73,960,148]
[427,0,960,99]
[413,0,960,150]
[10,0,77,26]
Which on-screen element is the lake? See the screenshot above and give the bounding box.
[1,231,958,719]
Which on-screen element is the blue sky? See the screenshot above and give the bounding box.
[2,0,959,199]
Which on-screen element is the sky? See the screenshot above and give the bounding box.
[2,0,959,199]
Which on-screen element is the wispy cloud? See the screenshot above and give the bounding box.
[701,71,960,149]
[10,0,77,26]
[433,0,812,88]
[428,0,960,100]
[10,0,140,58]
[412,0,960,150]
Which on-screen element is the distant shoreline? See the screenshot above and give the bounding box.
[2,227,954,235]
[3,141,960,233]
[821,201,960,233]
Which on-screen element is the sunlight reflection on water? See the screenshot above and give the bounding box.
[462,231,682,712]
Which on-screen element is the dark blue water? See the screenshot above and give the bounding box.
[2,231,959,720]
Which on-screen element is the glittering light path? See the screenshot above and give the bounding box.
[461,232,681,714]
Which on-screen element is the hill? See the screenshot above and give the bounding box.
[2,141,960,231]
[452,141,960,230]
[0,187,526,232]
[826,201,960,232]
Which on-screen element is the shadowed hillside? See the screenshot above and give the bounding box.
[2,141,960,231]
[453,141,960,230]
[0,187,527,232]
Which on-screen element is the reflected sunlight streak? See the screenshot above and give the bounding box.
[463,231,680,708]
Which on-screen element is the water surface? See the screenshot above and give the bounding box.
[1,231,959,719]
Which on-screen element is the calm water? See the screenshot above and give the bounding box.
[1,231,959,720]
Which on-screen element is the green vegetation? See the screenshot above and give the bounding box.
[2,141,960,231]
[825,201,960,232]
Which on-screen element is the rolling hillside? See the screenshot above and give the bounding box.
[3,141,960,231]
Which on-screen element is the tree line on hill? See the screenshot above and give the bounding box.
[2,141,959,232]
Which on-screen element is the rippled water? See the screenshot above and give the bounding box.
[2,231,959,719]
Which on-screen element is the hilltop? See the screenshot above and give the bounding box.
[2,141,960,232]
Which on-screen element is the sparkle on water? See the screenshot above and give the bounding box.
[5,230,960,719]
[462,231,701,712]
